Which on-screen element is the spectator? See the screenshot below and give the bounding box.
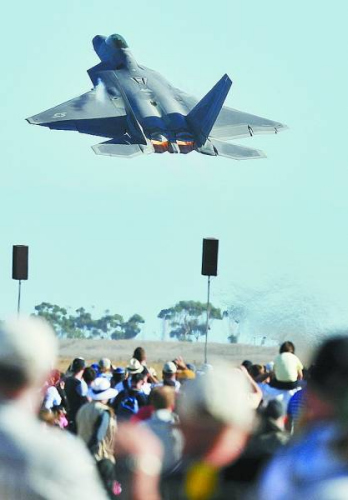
[260,341,303,411]
[272,341,303,389]
[98,358,113,381]
[249,364,271,384]
[286,387,306,433]
[0,316,108,499]
[133,347,158,385]
[133,346,147,366]
[258,336,348,500]
[111,367,126,389]
[112,372,148,420]
[221,399,289,497]
[161,361,181,392]
[162,364,255,500]
[173,357,196,383]
[114,358,144,394]
[65,357,88,433]
[83,366,97,387]
[241,360,253,372]
[77,377,119,498]
[142,386,183,474]
[42,369,62,410]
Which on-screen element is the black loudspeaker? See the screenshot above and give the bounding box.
[12,245,29,280]
[201,238,219,276]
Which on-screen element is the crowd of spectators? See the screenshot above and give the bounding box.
[1,316,348,499]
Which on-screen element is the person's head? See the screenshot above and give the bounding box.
[126,358,144,376]
[112,367,126,386]
[70,357,86,375]
[88,377,117,404]
[308,336,348,422]
[47,369,61,387]
[82,366,97,386]
[131,372,145,390]
[279,341,295,354]
[262,399,286,429]
[249,364,270,383]
[249,364,264,379]
[133,347,146,364]
[0,316,58,403]
[162,361,177,380]
[151,386,175,411]
[241,360,253,372]
[186,363,196,373]
[178,364,254,465]
[99,357,112,373]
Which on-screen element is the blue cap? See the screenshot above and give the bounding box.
[113,367,125,374]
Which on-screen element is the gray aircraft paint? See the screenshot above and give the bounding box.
[27,33,287,160]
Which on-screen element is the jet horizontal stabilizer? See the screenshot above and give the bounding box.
[187,74,232,147]
[209,138,266,160]
[92,139,154,158]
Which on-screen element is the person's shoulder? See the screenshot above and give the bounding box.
[33,429,109,498]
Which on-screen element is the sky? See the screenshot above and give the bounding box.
[1,1,348,344]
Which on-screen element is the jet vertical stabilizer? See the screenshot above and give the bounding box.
[187,74,232,147]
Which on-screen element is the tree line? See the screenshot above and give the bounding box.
[31,300,229,341]
[33,303,144,340]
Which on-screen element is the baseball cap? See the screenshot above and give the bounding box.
[0,316,58,385]
[113,367,125,375]
[163,361,177,374]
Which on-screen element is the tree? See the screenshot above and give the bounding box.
[158,300,222,341]
[112,314,145,340]
[33,302,145,340]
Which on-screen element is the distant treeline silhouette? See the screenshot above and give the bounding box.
[32,300,224,341]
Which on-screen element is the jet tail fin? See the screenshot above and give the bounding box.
[187,74,232,147]
[92,139,154,158]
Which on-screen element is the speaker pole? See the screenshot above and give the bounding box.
[12,245,29,316]
[204,275,211,364]
[17,280,22,317]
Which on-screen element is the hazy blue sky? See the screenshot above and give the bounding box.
[1,1,347,342]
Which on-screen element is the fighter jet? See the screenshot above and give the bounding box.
[27,34,287,160]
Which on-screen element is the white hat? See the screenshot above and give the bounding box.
[126,358,144,374]
[88,377,117,401]
[0,316,58,385]
[163,361,177,374]
[178,364,254,431]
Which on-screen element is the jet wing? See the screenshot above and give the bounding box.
[26,88,126,127]
[175,89,287,140]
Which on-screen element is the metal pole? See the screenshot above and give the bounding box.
[204,275,211,364]
[17,280,22,317]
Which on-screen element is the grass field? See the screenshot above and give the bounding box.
[58,338,286,373]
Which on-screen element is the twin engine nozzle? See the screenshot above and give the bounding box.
[150,133,195,154]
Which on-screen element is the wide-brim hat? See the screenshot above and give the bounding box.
[88,377,117,401]
[126,358,144,374]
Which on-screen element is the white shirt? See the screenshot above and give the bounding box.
[0,399,108,499]
[43,386,62,410]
